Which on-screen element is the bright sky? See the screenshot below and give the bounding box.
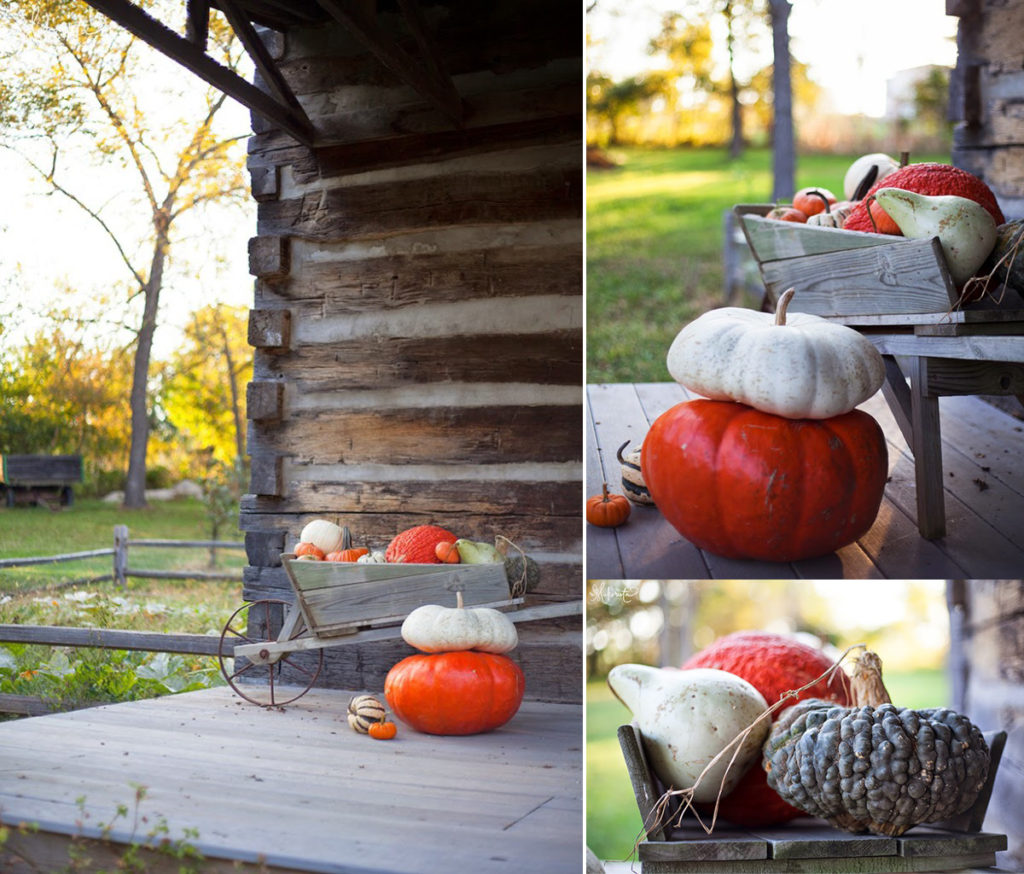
[587,0,959,117]
[0,25,257,361]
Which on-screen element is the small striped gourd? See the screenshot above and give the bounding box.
[347,694,386,733]
[617,440,654,506]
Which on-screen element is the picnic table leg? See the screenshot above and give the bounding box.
[879,356,946,540]
[909,357,946,540]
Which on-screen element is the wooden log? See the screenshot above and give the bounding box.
[249,453,284,497]
[248,235,290,280]
[248,308,291,350]
[247,380,285,421]
[255,166,581,241]
[0,547,115,569]
[261,244,582,309]
[0,693,56,716]
[245,405,581,465]
[239,479,579,517]
[252,331,581,390]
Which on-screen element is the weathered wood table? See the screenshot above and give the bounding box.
[615,723,1009,873]
[586,382,1024,580]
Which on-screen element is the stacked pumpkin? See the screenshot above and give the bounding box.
[384,592,525,735]
[611,631,992,836]
[642,287,889,561]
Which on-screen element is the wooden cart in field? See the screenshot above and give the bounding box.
[218,551,577,707]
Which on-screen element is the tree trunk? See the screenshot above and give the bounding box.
[725,1,744,159]
[122,225,169,509]
[770,0,795,200]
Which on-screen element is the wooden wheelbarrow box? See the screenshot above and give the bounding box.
[735,204,1024,323]
[281,555,517,638]
[618,723,1009,873]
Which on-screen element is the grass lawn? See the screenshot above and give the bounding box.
[0,498,246,714]
[0,497,245,592]
[586,146,947,383]
[586,667,951,862]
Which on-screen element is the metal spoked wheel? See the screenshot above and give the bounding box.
[218,598,324,708]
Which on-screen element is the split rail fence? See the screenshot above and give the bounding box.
[0,525,245,716]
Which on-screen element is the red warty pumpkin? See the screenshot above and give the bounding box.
[682,631,852,826]
[384,651,525,735]
[641,400,887,561]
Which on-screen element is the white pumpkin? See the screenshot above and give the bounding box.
[667,288,885,420]
[299,519,347,555]
[608,664,769,802]
[401,592,518,654]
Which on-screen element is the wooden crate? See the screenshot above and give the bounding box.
[617,723,1010,873]
[736,205,1024,326]
[281,555,514,638]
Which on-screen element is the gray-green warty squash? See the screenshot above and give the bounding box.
[762,651,990,836]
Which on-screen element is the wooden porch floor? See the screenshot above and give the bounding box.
[0,686,582,873]
[587,383,1024,580]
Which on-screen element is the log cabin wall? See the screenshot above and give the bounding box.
[950,0,1024,219]
[947,580,1024,868]
[240,0,583,702]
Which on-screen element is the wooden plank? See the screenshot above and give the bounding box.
[867,332,1024,362]
[256,166,582,241]
[739,210,899,260]
[0,625,229,656]
[898,830,1008,858]
[0,692,55,716]
[753,824,896,859]
[292,564,511,634]
[909,356,947,539]
[246,405,582,465]
[641,852,998,873]
[0,687,582,874]
[587,383,710,579]
[760,238,956,317]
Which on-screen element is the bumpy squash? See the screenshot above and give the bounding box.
[843,162,1004,236]
[385,525,457,563]
[667,289,884,420]
[763,651,990,836]
[641,400,888,561]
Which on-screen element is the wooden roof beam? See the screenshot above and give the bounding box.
[81,0,316,146]
[313,0,464,126]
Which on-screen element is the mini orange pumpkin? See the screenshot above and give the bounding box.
[586,483,631,528]
[434,541,460,563]
[294,542,326,560]
[369,718,398,740]
[326,547,370,562]
[793,187,836,217]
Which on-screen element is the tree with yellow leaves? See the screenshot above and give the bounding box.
[0,0,250,508]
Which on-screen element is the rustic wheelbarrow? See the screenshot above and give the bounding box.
[217,552,572,707]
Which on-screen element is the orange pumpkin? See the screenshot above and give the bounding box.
[434,541,460,563]
[384,651,525,735]
[586,483,631,528]
[368,718,398,740]
[326,547,369,562]
[766,206,807,223]
[294,542,326,560]
[792,187,836,217]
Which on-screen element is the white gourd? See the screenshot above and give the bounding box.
[667,288,885,420]
[299,519,347,555]
[401,592,518,654]
[608,664,769,802]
